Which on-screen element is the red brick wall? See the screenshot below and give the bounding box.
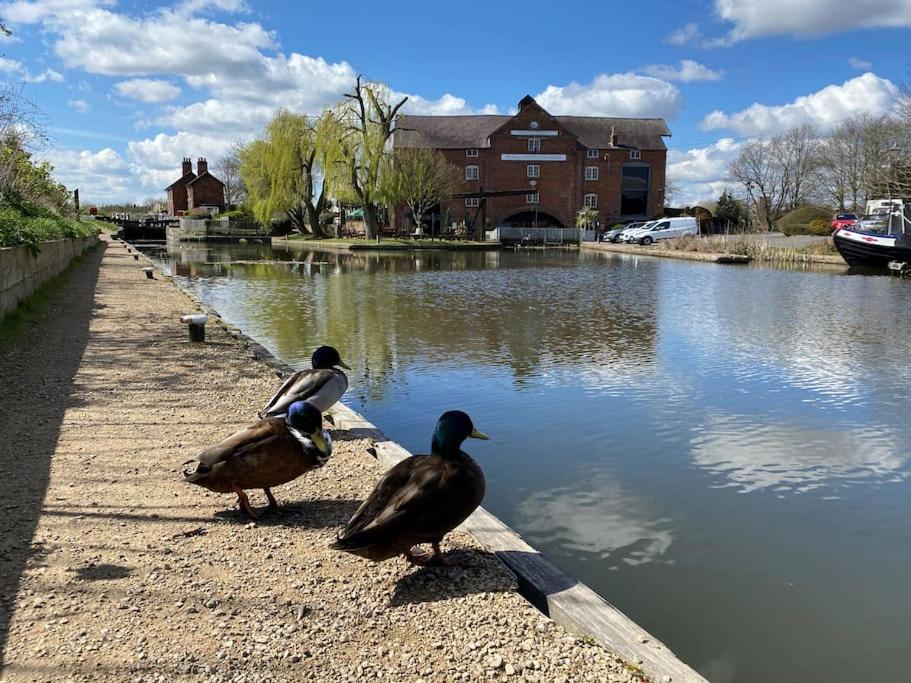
[394,104,667,235]
[187,175,225,211]
[168,186,189,215]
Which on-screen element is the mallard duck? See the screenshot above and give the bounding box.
[183,401,332,518]
[330,410,489,566]
[261,345,350,418]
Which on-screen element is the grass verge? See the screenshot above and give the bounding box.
[664,234,841,263]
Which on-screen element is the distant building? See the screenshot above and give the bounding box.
[166,157,225,215]
[393,95,670,234]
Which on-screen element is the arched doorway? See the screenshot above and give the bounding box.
[500,210,566,228]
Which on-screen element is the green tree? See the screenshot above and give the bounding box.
[323,76,407,239]
[239,109,329,237]
[714,189,744,228]
[384,147,461,237]
[575,207,597,228]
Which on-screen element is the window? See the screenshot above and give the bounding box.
[466,148,479,157]
[587,148,599,159]
[585,166,599,181]
[630,150,641,160]
[584,193,598,208]
[621,163,650,216]
[465,165,479,180]
[465,197,480,207]
[528,138,541,152]
[526,192,539,204]
[527,164,540,178]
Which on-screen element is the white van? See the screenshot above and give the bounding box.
[619,221,656,243]
[635,217,698,245]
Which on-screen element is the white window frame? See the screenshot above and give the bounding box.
[527,164,540,178]
[585,166,599,181]
[465,165,479,180]
[526,192,539,204]
[528,138,541,152]
[465,197,480,207]
[466,148,479,157]
[630,150,641,160]
[584,193,598,208]
[587,148,599,159]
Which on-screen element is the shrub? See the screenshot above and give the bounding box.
[0,194,95,255]
[778,206,832,235]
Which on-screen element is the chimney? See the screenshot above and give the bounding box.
[610,126,619,147]
[197,157,208,176]
[182,157,192,176]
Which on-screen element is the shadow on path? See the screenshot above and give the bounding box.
[0,242,104,665]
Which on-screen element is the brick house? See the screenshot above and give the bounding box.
[393,95,670,235]
[166,158,225,215]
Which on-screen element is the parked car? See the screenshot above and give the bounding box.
[634,217,699,245]
[603,222,644,243]
[831,213,858,230]
[619,221,656,243]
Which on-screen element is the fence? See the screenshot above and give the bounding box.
[486,227,585,245]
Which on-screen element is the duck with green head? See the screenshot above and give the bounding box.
[260,345,350,418]
[183,401,332,518]
[331,410,489,566]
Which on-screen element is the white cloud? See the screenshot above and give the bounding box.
[666,22,701,45]
[534,72,682,119]
[42,147,137,202]
[642,60,724,82]
[127,130,233,189]
[714,0,911,41]
[701,73,899,135]
[0,56,63,82]
[1,0,113,24]
[848,56,873,70]
[667,137,742,205]
[114,78,181,103]
[67,98,89,112]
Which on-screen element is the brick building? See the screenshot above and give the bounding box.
[393,95,670,234]
[166,157,225,215]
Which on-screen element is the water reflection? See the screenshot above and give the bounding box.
[691,412,908,494]
[517,473,674,568]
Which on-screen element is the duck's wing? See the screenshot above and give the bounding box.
[184,419,285,477]
[261,369,335,416]
[333,457,450,549]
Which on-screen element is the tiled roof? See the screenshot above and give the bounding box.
[187,171,225,187]
[165,171,196,191]
[395,114,671,151]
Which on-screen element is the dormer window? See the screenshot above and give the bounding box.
[630,150,641,160]
[466,148,479,157]
[528,138,541,152]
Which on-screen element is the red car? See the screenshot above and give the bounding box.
[832,213,858,230]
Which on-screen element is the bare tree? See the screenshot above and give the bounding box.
[728,137,787,230]
[215,141,247,209]
[776,124,819,210]
[328,76,407,239]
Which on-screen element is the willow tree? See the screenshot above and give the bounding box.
[239,109,329,237]
[383,148,462,236]
[321,77,407,239]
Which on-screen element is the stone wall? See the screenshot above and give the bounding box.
[0,235,99,319]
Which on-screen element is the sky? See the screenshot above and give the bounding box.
[1,0,909,206]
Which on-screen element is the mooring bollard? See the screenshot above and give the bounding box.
[180,314,208,343]
[142,267,155,280]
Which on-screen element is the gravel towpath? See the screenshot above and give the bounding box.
[0,237,642,683]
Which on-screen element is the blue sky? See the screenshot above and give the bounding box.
[1,0,909,204]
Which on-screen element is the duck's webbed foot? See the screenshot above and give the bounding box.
[406,542,466,567]
[233,487,258,519]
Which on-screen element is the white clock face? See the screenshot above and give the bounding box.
[530,121,539,129]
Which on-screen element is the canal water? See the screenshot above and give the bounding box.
[138,240,911,683]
